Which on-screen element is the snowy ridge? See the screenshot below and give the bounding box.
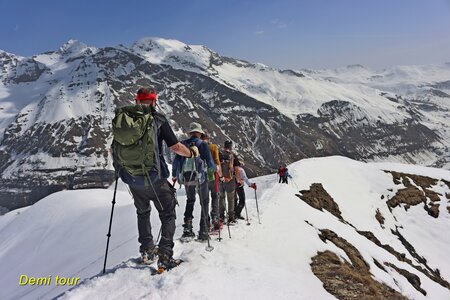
[130,38,409,123]
[131,37,213,73]
[0,157,449,299]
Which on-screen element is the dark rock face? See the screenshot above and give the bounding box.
[296,100,440,161]
[0,42,448,210]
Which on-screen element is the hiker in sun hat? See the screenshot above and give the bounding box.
[172,122,216,242]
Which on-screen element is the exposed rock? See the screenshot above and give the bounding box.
[442,179,450,189]
[385,262,427,295]
[312,229,407,300]
[391,227,450,290]
[358,230,450,291]
[375,208,385,227]
[385,171,447,218]
[358,231,407,262]
[311,251,407,300]
[387,186,426,209]
[296,183,343,220]
[319,229,370,271]
[373,258,387,272]
[424,202,440,218]
[388,171,438,188]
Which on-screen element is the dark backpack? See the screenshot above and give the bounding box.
[178,139,206,186]
[112,105,155,179]
[219,150,234,180]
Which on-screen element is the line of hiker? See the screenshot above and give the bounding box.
[109,86,257,272]
[171,122,257,243]
[277,165,292,184]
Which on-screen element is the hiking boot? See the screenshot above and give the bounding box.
[181,219,195,241]
[227,215,237,225]
[157,254,182,271]
[140,247,158,264]
[236,214,245,220]
[197,230,210,242]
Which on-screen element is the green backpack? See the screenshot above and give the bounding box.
[112,105,155,177]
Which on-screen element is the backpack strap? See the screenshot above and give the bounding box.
[150,111,160,179]
[149,110,168,179]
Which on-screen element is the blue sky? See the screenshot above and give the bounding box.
[1,0,449,69]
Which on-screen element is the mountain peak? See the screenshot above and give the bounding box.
[131,37,212,70]
[58,39,90,55]
[133,37,189,52]
[346,64,366,69]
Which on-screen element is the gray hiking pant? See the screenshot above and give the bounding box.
[208,180,219,220]
[219,181,236,220]
[129,179,177,257]
[184,180,210,233]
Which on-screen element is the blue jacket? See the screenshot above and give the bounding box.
[171,136,216,184]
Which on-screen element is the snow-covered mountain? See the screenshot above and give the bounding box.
[1,37,449,211]
[0,157,449,299]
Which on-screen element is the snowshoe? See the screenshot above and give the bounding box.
[153,254,183,274]
[140,247,158,265]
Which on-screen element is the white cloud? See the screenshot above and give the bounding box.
[255,30,265,35]
[271,19,288,29]
[14,25,19,32]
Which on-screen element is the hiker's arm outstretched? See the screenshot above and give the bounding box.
[170,142,191,157]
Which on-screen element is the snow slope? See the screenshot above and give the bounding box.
[131,38,409,123]
[0,157,449,300]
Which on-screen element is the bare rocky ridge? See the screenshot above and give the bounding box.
[298,180,450,298]
[312,230,407,300]
[296,183,343,220]
[385,171,448,218]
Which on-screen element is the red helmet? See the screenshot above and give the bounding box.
[136,87,157,102]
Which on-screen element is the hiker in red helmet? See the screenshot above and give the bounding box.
[112,87,194,271]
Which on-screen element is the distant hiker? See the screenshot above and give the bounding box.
[172,122,216,242]
[277,164,292,184]
[277,166,286,183]
[201,131,222,230]
[234,159,257,220]
[112,87,194,270]
[219,140,241,224]
[283,168,292,184]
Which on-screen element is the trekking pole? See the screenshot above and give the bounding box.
[217,220,222,241]
[254,189,261,224]
[199,187,214,252]
[292,179,300,191]
[217,184,223,242]
[244,202,250,226]
[222,183,231,239]
[215,174,222,242]
[103,176,119,274]
[155,227,162,245]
